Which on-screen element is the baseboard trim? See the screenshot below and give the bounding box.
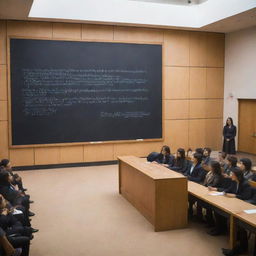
[13,160,118,171]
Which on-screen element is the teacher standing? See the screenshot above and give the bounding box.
[222,117,236,155]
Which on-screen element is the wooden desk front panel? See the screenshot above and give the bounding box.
[119,158,188,231]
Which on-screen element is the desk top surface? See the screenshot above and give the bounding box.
[118,155,185,180]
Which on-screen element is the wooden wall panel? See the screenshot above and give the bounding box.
[189,100,206,119]
[165,120,189,151]
[52,23,81,39]
[114,26,163,42]
[205,118,223,150]
[164,67,189,99]
[34,147,60,165]
[165,100,189,120]
[85,144,114,162]
[0,65,7,101]
[206,99,223,118]
[9,148,34,166]
[82,24,113,41]
[0,121,9,159]
[0,100,8,120]
[206,33,225,67]
[206,68,224,98]
[189,119,206,149]
[189,68,206,99]
[113,142,162,159]
[0,21,6,64]
[189,32,207,67]
[7,21,52,38]
[60,146,84,163]
[164,30,189,66]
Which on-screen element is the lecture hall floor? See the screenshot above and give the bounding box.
[20,164,233,256]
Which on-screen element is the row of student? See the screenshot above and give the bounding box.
[148,146,255,256]
[0,159,39,256]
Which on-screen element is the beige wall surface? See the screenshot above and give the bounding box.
[0,21,224,166]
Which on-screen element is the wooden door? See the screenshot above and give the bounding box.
[238,99,256,154]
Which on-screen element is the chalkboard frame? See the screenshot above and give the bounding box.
[7,36,164,148]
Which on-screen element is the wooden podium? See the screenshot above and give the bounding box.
[118,156,188,231]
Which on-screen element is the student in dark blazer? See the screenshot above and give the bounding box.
[222,117,236,155]
[168,148,190,174]
[238,158,254,180]
[184,153,207,184]
[154,145,174,166]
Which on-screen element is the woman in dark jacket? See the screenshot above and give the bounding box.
[155,145,174,166]
[169,148,189,173]
[222,117,236,155]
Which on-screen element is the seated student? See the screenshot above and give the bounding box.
[0,227,22,256]
[218,151,227,169]
[169,148,190,174]
[0,170,34,227]
[153,145,174,167]
[223,155,238,177]
[202,148,213,166]
[193,161,223,222]
[186,148,193,161]
[184,153,207,183]
[0,160,27,193]
[238,158,254,180]
[208,169,252,238]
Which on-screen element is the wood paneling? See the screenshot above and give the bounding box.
[165,120,189,152]
[205,118,223,150]
[189,32,207,67]
[164,30,189,66]
[7,21,52,38]
[189,100,206,119]
[52,23,81,39]
[0,65,7,101]
[34,147,60,165]
[189,67,206,99]
[0,21,6,64]
[84,144,114,162]
[0,121,9,159]
[206,68,224,98]
[60,146,84,163]
[165,100,189,120]
[114,26,163,42]
[82,24,113,41]
[189,119,206,149]
[164,67,189,99]
[206,99,223,118]
[113,142,162,159]
[9,148,34,166]
[206,33,225,67]
[0,100,8,120]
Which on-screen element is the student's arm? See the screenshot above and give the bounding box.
[236,185,252,200]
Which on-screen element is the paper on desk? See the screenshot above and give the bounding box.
[243,209,256,214]
[209,191,225,196]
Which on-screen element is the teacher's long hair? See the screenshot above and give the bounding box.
[225,117,234,126]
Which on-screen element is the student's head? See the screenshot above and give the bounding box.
[195,148,204,156]
[231,168,244,183]
[218,151,227,161]
[161,145,170,156]
[176,148,185,159]
[0,170,10,186]
[209,161,222,175]
[192,153,202,164]
[238,158,252,172]
[226,117,233,126]
[227,156,237,167]
[0,159,11,170]
[203,148,212,157]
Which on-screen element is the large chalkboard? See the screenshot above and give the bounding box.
[10,38,162,146]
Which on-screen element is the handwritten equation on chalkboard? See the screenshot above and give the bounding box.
[22,68,149,117]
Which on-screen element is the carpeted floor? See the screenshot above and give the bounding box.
[19,164,230,256]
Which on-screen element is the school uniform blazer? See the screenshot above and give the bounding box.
[224,180,252,200]
[0,185,19,205]
[156,154,174,165]
[202,156,213,165]
[169,159,190,174]
[185,163,207,184]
